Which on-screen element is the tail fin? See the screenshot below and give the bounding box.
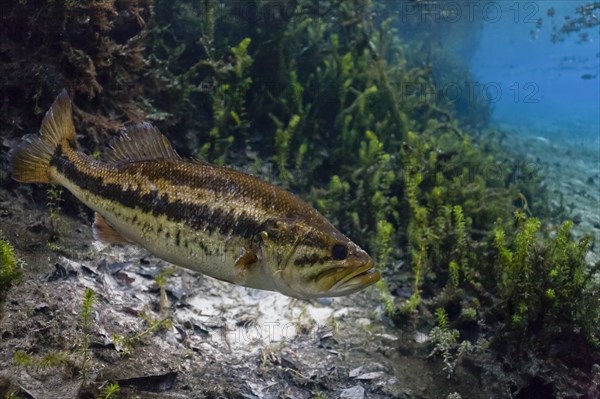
[12,90,76,183]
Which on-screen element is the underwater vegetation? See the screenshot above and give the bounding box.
[0,238,21,305]
[493,215,599,345]
[11,288,96,379]
[0,0,155,144]
[0,0,599,395]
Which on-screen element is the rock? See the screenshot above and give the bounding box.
[117,371,178,392]
[414,331,429,343]
[349,366,363,378]
[315,297,333,306]
[355,318,372,327]
[47,262,77,282]
[27,222,48,233]
[375,333,398,342]
[586,364,600,398]
[282,385,309,399]
[340,385,365,399]
[34,302,49,313]
[355,371,385,380]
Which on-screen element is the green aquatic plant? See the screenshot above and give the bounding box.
[493,213,599,344]
[97,383,120,399]
[12,350,33,368]
[375,219,396,316]
[0,238,21,303]
[401,131,430,313]
[428,308,471,379]
[79,288,95,379]
[272,114,301,184]
[155,266,177,315]
[447,205,477,291]
[46,185,72,239]
[199,37,254,164]
[12,349,70,371]
[47,185,63,224]
[111,311,173,355]
[452,206,468,265]
[448,260,460,290]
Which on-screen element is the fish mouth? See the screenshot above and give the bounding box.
[319,261,381,297]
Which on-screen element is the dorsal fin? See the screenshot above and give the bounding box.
[104,122,181,163]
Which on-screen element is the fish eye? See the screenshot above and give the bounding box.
[331,243,348,260]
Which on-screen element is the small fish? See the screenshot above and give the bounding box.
[581,74,597,80]
[12,90,380,299]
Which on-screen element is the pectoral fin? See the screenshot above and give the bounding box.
[234,246,261,284]
[235,247,259,270]
[92,213,131,244]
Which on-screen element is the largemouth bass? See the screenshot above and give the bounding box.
[12,90,380,299]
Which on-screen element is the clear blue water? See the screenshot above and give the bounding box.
[469,1,600,141]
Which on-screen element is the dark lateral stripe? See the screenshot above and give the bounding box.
[50,147,269,240]
[50,146,334,254]
[294,253,332,267]
[131,161,331,237]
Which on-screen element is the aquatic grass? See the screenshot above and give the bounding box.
[12,350,33,368]
[428,308,471,379]
[98,383,120,399]
[155,266,177,315]
[200,37,254,165]
[400,132,430,313]
[47,185,63,225]
[375,219,396,316]
[78,288,96,380]
[111,310,173,355]
[0,238,21,302]
[493,214,599,344]
[272,114,301,184]
[13,349,70,372]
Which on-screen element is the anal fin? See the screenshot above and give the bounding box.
[93,213,131,244]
